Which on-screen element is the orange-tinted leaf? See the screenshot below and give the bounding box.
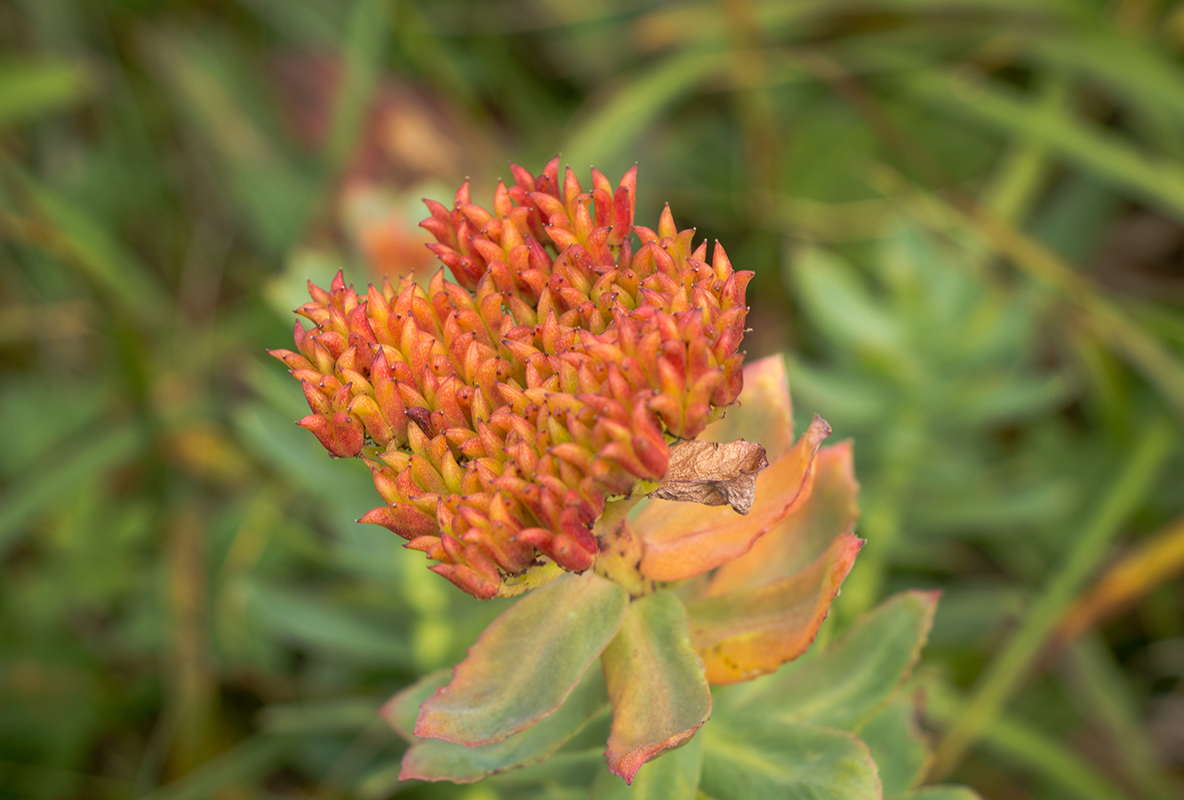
[415,572,627,746]
[706,441,859,597]
[700,354,794,459]
[602,592,711,783]
[684,532,863,684]
[636,417,831,582]
[715,591,939,728]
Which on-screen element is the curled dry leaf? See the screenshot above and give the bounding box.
[706,441,860,597]
[635,416,832,583]
[649,440,769,515]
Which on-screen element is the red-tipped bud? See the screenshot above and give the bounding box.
[278,160,752,598]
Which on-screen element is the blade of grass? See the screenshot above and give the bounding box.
[136,737,289,800]
[931,417,1175,777]
[981,72,1067,223]
[0,165,170,327]
[904,69,1184,224]
[0,57,93,126]
[563,48,730,168]
[873,165,1184,420]
[923,678,1129,800]
[1054,513,1184,647]
[143,30,317,254]
[1063,637,1177,800]
[1027,30,1184,129]
[0,423,142,557]
[324,0,388,174]
[233,0,342,45]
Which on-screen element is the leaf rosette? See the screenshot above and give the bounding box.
[272,161,905,788]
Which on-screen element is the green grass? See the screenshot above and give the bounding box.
[1,1,1182,798]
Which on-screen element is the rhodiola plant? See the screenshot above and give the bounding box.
[270,159,982,797]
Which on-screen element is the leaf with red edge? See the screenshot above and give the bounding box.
[706,441,860,597]
[700,354,794,460]
[415,572,627,746]
[383,668,608,783]
[601,592,711,784]
[684,532,863,684]
[715,591,940,729]
[590,727,702,798]
[382,669,450,742]
[635,416,831,582]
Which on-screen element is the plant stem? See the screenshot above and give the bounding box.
[593,495,651,596]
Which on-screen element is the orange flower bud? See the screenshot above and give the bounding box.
[274,161,753,597]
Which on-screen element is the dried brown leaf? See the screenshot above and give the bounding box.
[649,439,769,515]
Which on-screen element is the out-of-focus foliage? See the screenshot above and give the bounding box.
[1,1,1182,798]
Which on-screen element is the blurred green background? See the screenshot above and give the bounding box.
[2,0,1183,798]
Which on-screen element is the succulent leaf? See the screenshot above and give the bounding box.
[698,718,881,800]
[685,531,863,684]
[391,667,608,783]
[600,592,712,783]
[382,669,450,742]
[855,699,930,799]
[415,572,627,745]
[715,590,939,729]
[706,440,860,596]
[590,729,702,799]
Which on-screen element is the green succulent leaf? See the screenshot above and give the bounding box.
[590,731,702,799]
[856,699,930,799]
[381,669,451,742]
[716,591,938,730]
[601,592,712,783]
[699,719,881,800]
[391,668,608,783]
[415,572,628,746]
[792,245,906,358]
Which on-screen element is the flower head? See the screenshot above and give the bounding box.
[270,159,752,598]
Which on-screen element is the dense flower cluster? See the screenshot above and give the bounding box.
[270,159,752,598]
